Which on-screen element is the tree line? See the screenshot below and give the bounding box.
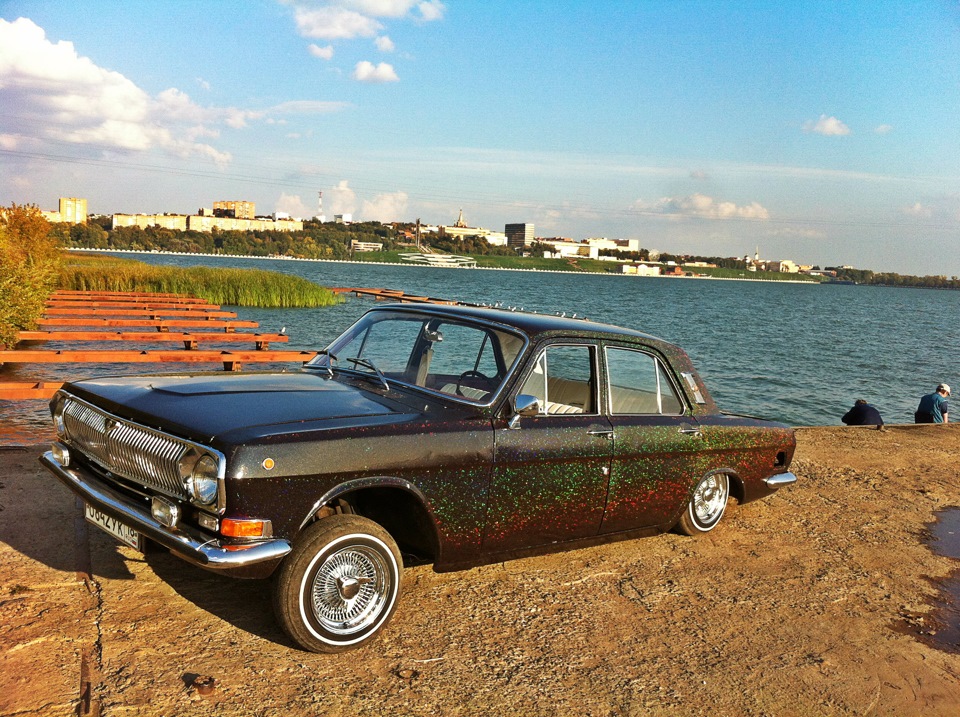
[50,218,399,260]
[44,219,960,290]
[826,266,960,290]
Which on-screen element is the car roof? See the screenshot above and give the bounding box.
[370,303,668,345]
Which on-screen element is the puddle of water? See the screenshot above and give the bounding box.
[917,507,960,653]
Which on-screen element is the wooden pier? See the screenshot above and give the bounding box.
[1,287,467,400]
[0,290,316,400]
[331,287,460,305]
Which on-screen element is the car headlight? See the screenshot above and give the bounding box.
[184,454,220,505]
[51,393,68,437]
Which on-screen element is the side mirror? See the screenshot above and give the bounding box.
[508,394,541,429]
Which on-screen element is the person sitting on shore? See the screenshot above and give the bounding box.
[842,399,884,428]
[915,384,950,424]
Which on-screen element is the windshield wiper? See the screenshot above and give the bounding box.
[345,357,389,391]
[307,349,338,378]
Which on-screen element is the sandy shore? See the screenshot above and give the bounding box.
[2,425,959,716]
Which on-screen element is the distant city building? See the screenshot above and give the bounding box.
[682,261,717,269]
[112,212,302,233]
[112,213,187,231]
[213,200,255,219]
[505,223,534,251]
[41,197,87,224]
[538,239,600,260]
[334,214,353,224]
[438,210,507,245]
[620,263,662,277]
[351,240,383,252]
[769,259,800,273]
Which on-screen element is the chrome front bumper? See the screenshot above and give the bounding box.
[40,450,291,572]
[763,471,798,489]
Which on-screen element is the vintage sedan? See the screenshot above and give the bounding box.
[41,304,796,652]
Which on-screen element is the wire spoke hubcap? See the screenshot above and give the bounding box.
[693,475,728,523]
[311,545,391,635]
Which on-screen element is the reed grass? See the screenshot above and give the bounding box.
[59,255,341,308]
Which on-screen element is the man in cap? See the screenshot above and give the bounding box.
[915,383,950,424]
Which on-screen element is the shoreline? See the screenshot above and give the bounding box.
[66,247,821,285]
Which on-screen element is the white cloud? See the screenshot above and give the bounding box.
[268,99,351,114]
[901,196,960,221]
[689,169,709,181]
[803,114,851,136]
[308,43,335,59]
[195,77,211,91]
[275,192,310,217]
[0,17,235,163]
[902,202,932,218]
[417,1,446,21]
[287,1,444,50]
[361,191,408,221]
[352,60,399,83]
[634,193,770,220]
[293,6,383,39]
[875,124,893,134]
[327,179,357,214]
[771,227,826,239]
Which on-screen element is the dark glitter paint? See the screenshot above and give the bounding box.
[42,304,796,578]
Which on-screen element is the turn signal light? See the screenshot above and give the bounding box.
[221,518,270,538]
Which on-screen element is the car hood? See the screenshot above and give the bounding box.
[63,371,417,444]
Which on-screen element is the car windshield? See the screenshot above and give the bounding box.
[307,310,527,403]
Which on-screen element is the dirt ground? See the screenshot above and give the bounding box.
[1,425,959,716]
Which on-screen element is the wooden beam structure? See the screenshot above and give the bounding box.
[51,290,201,300]
[17,331,289,351]
[330,287,459,305]
[0,290,307,400]
[37,318,259,331]
[0,382,63,400]
[43,307,238,318]
[0,349,318,372]
[45,300,223,310]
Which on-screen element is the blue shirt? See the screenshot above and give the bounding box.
[917,392,949,423]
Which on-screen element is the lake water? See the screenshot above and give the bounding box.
[2,251,958,439]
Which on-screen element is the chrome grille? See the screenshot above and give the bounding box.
[61,395,196,499]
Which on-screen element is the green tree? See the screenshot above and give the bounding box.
[0,204,63,348]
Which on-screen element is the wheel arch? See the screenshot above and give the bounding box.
[711,467,745,505]
[298,477,441,564]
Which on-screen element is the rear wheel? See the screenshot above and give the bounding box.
[273,515,402,653]
[676,473,729,535]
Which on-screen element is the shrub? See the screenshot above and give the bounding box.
[0,205,62,348]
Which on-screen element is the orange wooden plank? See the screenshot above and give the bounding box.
[44,307,237,318]
[0,349,317,364]
[52,290,198,300]
[46,300,222,310]
[18,331,288,350]
[0,382,63,400]
[37,318,258,330]
[19,330,288,343]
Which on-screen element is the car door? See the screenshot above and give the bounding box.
[599,344,708,534]
[484,342,614,553]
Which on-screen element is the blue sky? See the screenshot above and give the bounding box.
[1,1,959,276]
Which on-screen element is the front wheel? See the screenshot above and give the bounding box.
[675,473,729,535]
[273,515,402,653]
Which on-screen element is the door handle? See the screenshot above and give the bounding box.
[678,425,703,437]
[588,429,615,440]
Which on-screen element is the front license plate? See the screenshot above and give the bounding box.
[84,503,143,551]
